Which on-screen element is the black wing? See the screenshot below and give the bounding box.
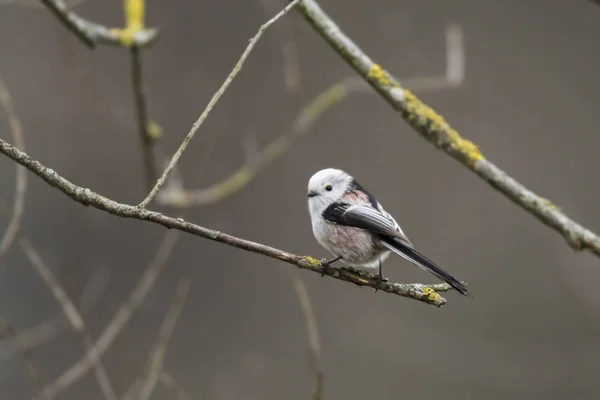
[322,202,413,247]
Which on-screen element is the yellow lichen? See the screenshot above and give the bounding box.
[367,64,391,86]
[125,0,145,31]
[403,90,484,163]
[110,0,145,47]
[303,256,322,266]
[422,287,440,301]
[539,197,559,211]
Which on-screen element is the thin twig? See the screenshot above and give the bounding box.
[137,278,191,400]
[0,267,108,364]
[0,72,28,270]
[0,314,45,397]
[157,24,464,207]
[19,236,118,400]
[39,0,158,48]
[0,137,455,307]
[159,372,192,400]
[260,0,301,92]
[290,272,323,400]
[20,237,85,332]
[295,0,600,256]
[34,229,181,400]
[138,0,302,208]
[130,46,157,192]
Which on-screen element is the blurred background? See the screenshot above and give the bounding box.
[1,0,600,399]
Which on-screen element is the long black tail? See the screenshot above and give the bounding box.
[381,237,471,297]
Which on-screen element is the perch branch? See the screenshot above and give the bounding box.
[0,72,28,270]
[138,0,302,208]
[294,0,600,257]
[34,229,181,400]
[157,25,464,207]
[39,0,158,48]
[0,138,456,307]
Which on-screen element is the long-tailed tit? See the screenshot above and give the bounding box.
[307,168,469,296]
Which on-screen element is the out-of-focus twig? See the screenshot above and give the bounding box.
[0,73,28,270]
[39,0,158,48]
[130,278,190,400]
[20,237,85,332]
[159,372,192,400]
[34,229,181,400]
[0,267,108,364]
[295,0,600,257]
[138,0,302,208]
[260,0,301,92]
[157,25,464,207]
[290,272,323,400]
[0,137,457,306]
[130,37,156,191]
[0,314,44,397]
[19,236,118,400]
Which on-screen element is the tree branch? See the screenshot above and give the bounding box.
[294,0,600,257]
[122,278,190,400]
[19,236,118,400]
[130,37,156,192]
[157,24,464,207]
[39,0,158,48]
[34,229,180,400]
[138,0,302,208]
[290,272,323,400]
[0,137,457,307]
[0,314,45,397]
[0,72,28,270]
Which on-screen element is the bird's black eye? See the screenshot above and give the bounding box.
[325,184,333,191]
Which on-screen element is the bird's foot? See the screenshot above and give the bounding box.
[320,258,330,277]
[319,255,342,277]
[374,273,383,292]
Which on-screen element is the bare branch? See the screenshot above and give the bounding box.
[157,24,464,207]
[19,236,118,400]
[135,278,190,400]
[290,273,323,400]
[138,0,302,208]
[159,372,193,400]
[0,314,45,397]
[39,0,158,48]
[260,0,301,92]
[0,73,28,270]
[20,237,85,332]
[34,229,181,400]
[130,46,157,191]
[0,268,108,364]
[0,138,457,307]
[294,0,600,257]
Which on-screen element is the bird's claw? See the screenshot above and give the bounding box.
[373,274,383,292]
[320,257,330,277]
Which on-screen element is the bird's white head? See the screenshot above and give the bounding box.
[307,168,353,216]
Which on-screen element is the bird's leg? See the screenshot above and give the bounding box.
[374,259,383,292]
[320,255,342,277]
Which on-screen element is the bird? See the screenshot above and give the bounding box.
[306,167,470,296]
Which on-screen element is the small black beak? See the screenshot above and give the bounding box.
[307,191,319,198]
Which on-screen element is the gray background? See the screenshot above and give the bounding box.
[1,0,600,399]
